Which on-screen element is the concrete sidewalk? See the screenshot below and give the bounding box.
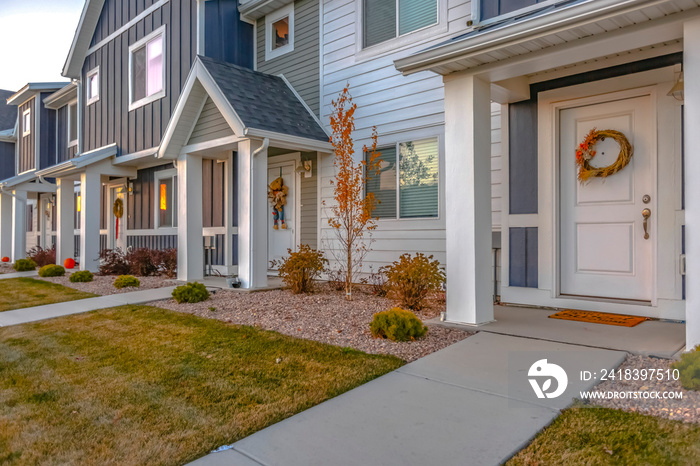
[190,332,626,466]
[0,286,177,327]
[0,270,39,279]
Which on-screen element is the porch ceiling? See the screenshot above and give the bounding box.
[395,0,700,81]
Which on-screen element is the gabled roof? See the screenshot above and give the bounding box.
[62,0,106,78]
[0,89,16,131]
[43,83,79,110]
[159,56,331,159]
[7,83,69,107]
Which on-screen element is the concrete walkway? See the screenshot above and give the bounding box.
[0,286,177,327]
[0,270,39,279]
[190,332,626,466]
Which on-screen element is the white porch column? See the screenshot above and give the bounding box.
[0,192,12,259]
[79,171,101,272]
[56,178,74,266]
[11,190,27,262]
[224,151,235,271]
[237,139,268,289]
[685,18,700,349]
[177,153,204,281]
[443,73,494,325]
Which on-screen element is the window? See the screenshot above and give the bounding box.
[86,67,99,105]
[129,26,166,110]
[364,0,438,48]
[265,4,294,60]
[155,172,177,228]
[68,102,78,147]
[22,109,31,137]
[366,138,439,219]
[479,0,562,24]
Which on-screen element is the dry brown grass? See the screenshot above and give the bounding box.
[0,277,97,312]
[0,305,403,465]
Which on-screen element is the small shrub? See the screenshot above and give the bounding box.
[327,268,346,291]
[366,268,388,297]
[273,244,328,294]
[151,248,177,278]
[13,258,37,272]
[38,264,65,277]
[172,282,210,303]
[69,270,94,283]
[99,249,130,275]
[370,308,428,342]
[383,253,445,311]
[27,245,56,267]
[114,275,140,289]
[672,346,700,391]
[127,248,158,277]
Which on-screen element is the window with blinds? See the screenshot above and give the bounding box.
[364,0,438,48]
[365,138,439,219]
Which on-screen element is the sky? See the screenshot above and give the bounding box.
[0,0,85,91]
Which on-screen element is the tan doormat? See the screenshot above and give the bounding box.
[548,309,648,327]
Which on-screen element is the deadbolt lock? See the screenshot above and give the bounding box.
[642,195,651,204]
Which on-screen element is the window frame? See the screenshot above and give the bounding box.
[85,66,100,105]
[22,108,31,137]
[128,25,167,112]
[366,136,441,221]
[361,0,441,50]
[154,168,178,230]
[265,3,294,61]
[67,100,78,148]
[473,0,564,28]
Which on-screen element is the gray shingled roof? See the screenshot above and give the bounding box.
[0,89,17,132]
[198,55,329,143]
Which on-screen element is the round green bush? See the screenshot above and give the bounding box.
[172,282,210,303]
[38,264,66,277]
[370,307,428,342]
[113,275,140,289]
[672,346,700,391]
[69,270,94,283]
[13,258,37,272]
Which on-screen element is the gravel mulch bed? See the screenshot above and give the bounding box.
[159,285,472,362]
[588,354,700,424]
[39,274,177,295]
[0,263,16,274]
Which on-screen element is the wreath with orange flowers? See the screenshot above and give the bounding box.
[575,128,633,183]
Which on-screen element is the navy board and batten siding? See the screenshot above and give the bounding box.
[38,93,56,170]
[0,142,15,181]
[127,164,174,230]
[17,98,35,174]
[506,52,685,288]
[256,0,321,116]
[204,0,254,69]
[56,105,78,163]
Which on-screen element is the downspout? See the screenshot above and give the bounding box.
[252,137,269,157]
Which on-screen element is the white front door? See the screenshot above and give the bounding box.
[41,195,53,248]
[560,95,654,302]
[110,186,127,252]
[268,161,296,270]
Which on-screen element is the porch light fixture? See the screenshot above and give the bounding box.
[160,183,167,210]
[667,71,684,101]
[295,160,312,178]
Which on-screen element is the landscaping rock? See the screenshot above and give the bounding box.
[40,275,175,295]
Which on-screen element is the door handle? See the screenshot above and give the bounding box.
[642,208,651,240]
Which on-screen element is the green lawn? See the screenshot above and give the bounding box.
[507,404,700,465]
[0,305,403,465]
[0,277,97,312]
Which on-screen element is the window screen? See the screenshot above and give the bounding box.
[366,146,397,218]
[132,46,147,103]
[364,0,396,48]
[398,0,438,35]
[399,139,439,218]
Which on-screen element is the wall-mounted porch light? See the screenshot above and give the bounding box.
[295,159,313,178]
[668,71,684,101]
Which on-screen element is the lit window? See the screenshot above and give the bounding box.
[22,109,31,137]
[265,4,294,60]
[156,175,177,228]
[364,0,438,48]
[68,102,78,147]
[130,27,166,110]
[365,138,439,219]
[86,67,100,105]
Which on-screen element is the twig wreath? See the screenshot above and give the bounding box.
[575,128,633,183]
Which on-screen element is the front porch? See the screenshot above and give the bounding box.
[396,0,700,350]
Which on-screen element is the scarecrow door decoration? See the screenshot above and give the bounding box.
[268,176,289,230]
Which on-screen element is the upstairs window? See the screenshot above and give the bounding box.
[365,138,439,219]
[129,26,166,111]
[68,102,78,147]
[479,0,562,23]
[364,0,438,48]
[86,67,100,105]
[265,4,294,60]
[22,109,31,137]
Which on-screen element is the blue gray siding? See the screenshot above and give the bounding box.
[508,99,538,215]
[127,164,173,230]
[205,0,254,69]
[56,105,78,163]
[127,234,177,250]
[0,142,15,181]
[82,0,198,155]
[509,227,537,288]
[38,92,56,170]
[17,98,35,173]
[256,0,320,116]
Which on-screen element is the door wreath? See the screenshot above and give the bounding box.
[113,198,124,240]
[575,128,633,183]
